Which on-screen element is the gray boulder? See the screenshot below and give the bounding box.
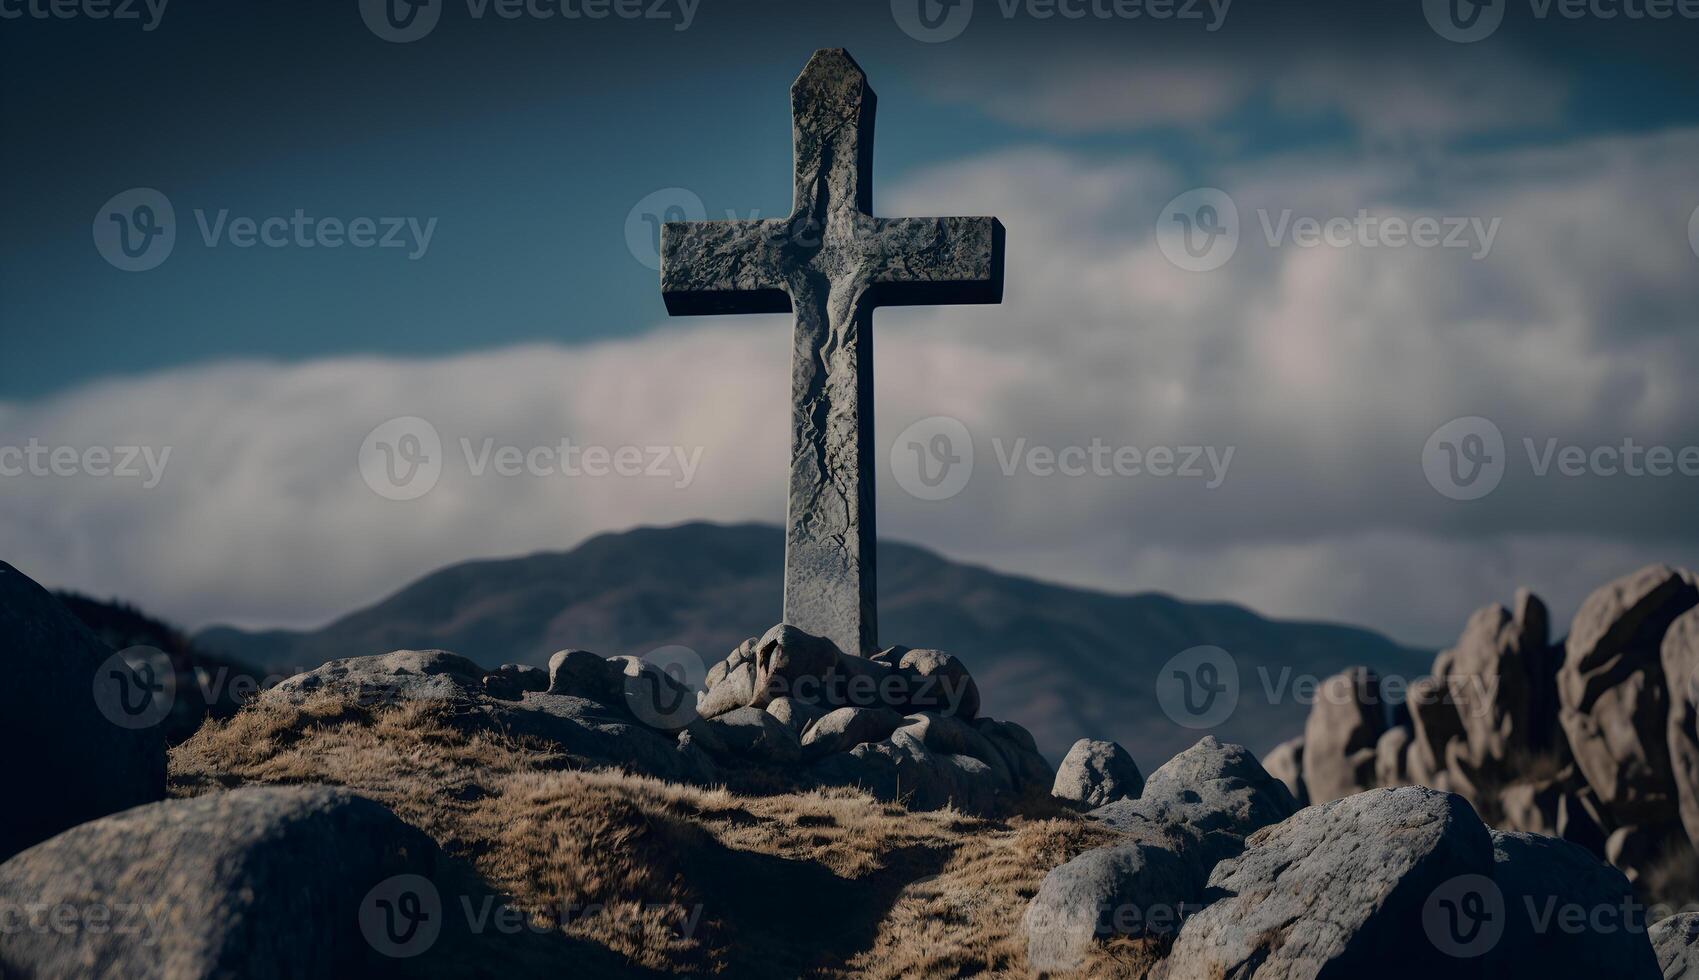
[270,650,711,785]
[0,786,440,977]
[1263,735,1308,805]
[766,696,826,735]
[698,705,803,765]
[1443,590,1556,772]
[698,659,756,719]
[902,712,1013,791]
[1488,829,1659,979]
[974,717,1055,795]
[0,561,167,861]
[800,705,907,760]
[749,623,842,708]
[1663,608,1699,851]
[1376,725,1412,787]
[1651,912,1699,979]
[809,728,998,814]
[1023,820,1198,973]
[1407,671,1467,788]
[1558,564,1697,825]
[480,662,547,701]
[1163,786,1495,980]
[888,646,980,719]
[1302,667,1387,802]
[1052,738,1144,808]
[1027,738,1295,969]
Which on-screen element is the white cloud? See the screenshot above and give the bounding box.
[5,128,1699,647]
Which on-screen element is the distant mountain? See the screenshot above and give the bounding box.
[194,522,1430,767]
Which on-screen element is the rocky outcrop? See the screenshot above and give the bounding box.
[1024,737,1295,970]
[1051,738,1144,808]
[0,786,441,976]
[1376,724,1412,788]
[1302,667,1386,802]
[1558,565,1697,825]
[0,561,167,861]
[1162,787,1494,980]
[1447,590,1557,772]
[1663,608,1699,851]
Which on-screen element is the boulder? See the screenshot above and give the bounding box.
[1026,738,1296,969]
[0,561,167,861]
[889,647,980,720]
[766,696,826,736]
[697,705,802,765]
[0,786,441,976]
[270,650,712,785]
[1407,673,1467,787]
[1375,725,1412,787]
[1651,912,1699,979]
[810,728,997,814]
[1497,778,1564,837]
[480,662,547,701]
[1023,820,1198,973]
[1488,830,1659,979]
[975,717,1055,794]
[800,706,907,760]
[1663,608,1699,851]
[698,660,756,719]
[1302,667,1387,802]
[1263,735,1308,805]
[1558,565,1698,824]
[749,623,842,708]
[1052,739,1144,808]
[1163,787,1495,980]
[1442,590,1556,772]
[902,712,1013,791]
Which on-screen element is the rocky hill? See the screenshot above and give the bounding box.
[194,522,1427,765]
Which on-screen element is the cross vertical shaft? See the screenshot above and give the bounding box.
[660,49,1005,657]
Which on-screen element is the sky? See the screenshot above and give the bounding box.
[4,0,1699,646]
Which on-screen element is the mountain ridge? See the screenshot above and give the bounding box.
[194,521,1430,765]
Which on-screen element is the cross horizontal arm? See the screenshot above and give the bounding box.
[870,216,1005,307]
[660,219,791,316]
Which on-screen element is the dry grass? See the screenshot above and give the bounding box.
[171,695,1118,978]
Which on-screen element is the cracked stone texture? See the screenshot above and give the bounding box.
[1163,786,1494,980]
[0,786,440,978]
[659,48,1004,658]
[1665,608,1699,851]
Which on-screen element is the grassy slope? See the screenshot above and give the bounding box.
[170,696,1133,978]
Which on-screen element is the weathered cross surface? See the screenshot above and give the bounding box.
[661,49,1005,658]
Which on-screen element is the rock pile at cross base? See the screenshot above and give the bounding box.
[4,555,1696,977]
[1266,563,1699,888]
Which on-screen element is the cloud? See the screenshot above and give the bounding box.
[5,128,1699,647]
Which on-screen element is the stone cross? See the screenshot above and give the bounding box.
[660,49,1005,658]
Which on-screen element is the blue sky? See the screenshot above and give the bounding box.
[4,0,1699,644]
